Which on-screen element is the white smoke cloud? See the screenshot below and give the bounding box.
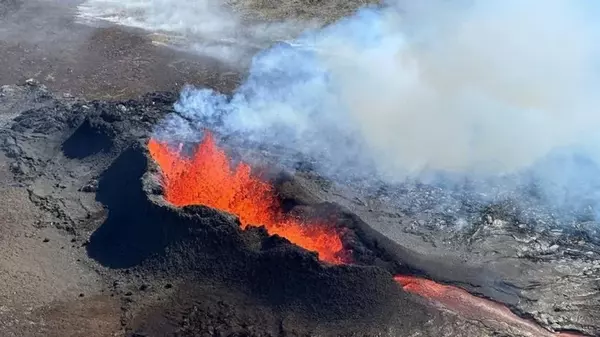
[156,0,600,218]
[345,0,598,175]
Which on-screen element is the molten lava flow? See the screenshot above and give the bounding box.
[395,276,585,337]
[148,132,346,264]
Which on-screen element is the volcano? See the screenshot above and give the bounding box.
[145,129,590,337]
[0,82,598,336]
[2,0,600,335]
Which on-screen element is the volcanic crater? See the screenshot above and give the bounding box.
[87,129,433,336]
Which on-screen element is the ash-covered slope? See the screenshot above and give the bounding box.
[1,82,598,336]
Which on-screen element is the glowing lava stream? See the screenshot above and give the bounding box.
[148,132,347,264]
[148,132,584,336]
[395,276,584,337]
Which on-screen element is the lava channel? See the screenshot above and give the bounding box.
[148,131,347,264]
[395,276,585,337]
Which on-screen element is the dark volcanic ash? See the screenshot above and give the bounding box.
[152,0,600,227]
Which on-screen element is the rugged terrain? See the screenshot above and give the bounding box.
[0,81,598,336]
[1,1,599,336]
[0,0,240,99]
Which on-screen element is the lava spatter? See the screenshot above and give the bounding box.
[148,132,347,264]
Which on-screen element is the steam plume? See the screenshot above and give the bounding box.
[158,0,600,221]
[76,0,318,64]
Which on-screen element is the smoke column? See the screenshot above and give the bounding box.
[156,0,600,222]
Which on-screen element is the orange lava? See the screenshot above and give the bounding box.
[395,276,585,337]
[148,132,347,264]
